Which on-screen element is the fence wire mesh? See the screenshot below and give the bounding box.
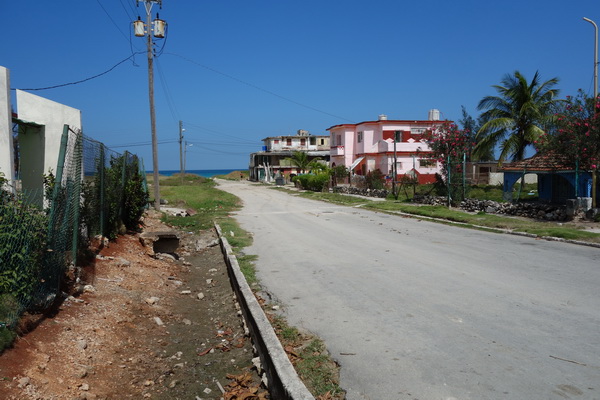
[0,125,147,329]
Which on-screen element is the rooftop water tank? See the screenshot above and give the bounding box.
[428,109,441,121]
[378,114,388,121]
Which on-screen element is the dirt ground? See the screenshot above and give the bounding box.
[0,211,267,400]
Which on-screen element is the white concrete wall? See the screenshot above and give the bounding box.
[0,66,15,188]
[489,172,538,186]
[16,90,82,177]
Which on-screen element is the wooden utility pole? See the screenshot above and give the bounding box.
[134,0,165,211]
[178,120,183,183]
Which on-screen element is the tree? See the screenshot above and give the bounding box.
[285,151,322,174]
[474,70,562,162]
[459,105,494,161]
[423,121,473,204]
[541,90,600,207]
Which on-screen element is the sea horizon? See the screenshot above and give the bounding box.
[148,169,246,178]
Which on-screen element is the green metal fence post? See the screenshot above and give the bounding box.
[575,159,579,198]
[447,155,451,207]
[71,129,83,265]
[47,125,70,242]
[99,145,106,237]
[463,152,466,201]
[119,151,128,224]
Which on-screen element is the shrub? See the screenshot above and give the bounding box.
[293,173,330,192]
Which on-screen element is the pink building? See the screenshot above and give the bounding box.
[327,112,447,184]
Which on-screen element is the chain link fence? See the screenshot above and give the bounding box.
[0,125,148,331]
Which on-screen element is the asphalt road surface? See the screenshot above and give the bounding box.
[217,180,600,400]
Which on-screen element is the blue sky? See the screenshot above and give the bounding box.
[2,1,599,170]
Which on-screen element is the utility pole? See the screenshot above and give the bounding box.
[134,0,166,211]
[178,120,184,183]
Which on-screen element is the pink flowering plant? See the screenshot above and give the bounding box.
[423,121,474,203]
[541,91,600,172]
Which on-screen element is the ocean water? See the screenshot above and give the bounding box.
[152,169,244,178]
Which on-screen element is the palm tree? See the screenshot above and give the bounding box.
[285,151,322,174]
[474,70,561,162]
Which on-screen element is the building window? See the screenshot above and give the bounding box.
[300,138,306,146]
[320,139,325,145]
[310,137,316,145]
[286,138,292,146]
[357,131,363,143]
[274,139,279,144]
[420,159,435,168]
[411,127,427,136]
[336,135,341,146]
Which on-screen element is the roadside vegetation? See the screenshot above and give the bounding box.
[282,184,600,243]
[157,172,343,399]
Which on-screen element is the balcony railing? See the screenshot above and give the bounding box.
[331,146,345,156]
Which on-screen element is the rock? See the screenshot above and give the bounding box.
[154,317,164,326]
[76,368,88,379]
[157,253,176,262]
[197,293,205,300]
[208,268,218,273]
[252,357,262,374]
[83,285,95,293]
[79,383,89,391]
[203,387,212,394]
[206,279,213,285]
[144,297,160,305]
[180,290,191,295]
[77,339,88,350]
[17,377,30,388]
[169,380,178,388]
[115,257,131,268]
[143,380,154,386]
[182,319,192,325]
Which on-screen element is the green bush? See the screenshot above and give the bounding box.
[0,189,48,306]
[365,169,385,190]
[293,173,329,192]
[104,154,148,239]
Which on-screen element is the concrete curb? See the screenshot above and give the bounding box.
[214,223,315,400]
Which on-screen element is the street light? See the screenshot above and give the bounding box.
[583,17,598,208]
[583,17,598,99]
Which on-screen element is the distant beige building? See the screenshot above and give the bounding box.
[249,130,330,182]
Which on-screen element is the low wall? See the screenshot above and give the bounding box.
[215,223,315,400]
[413,195,569,221]
[332,186,389,198]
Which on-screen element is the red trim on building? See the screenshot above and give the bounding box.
[327,119,446,131]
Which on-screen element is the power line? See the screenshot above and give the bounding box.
[95,0,131,42]
[187,146,251,156]
[118,0,135,20]
[13,53,143,91]
[107,138,178,149]
[155,58,180,121]
[183,122,260,144]
[164,52,355,123]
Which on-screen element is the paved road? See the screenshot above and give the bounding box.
[217,180,600,400]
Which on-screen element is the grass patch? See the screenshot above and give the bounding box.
[270,315,344,399]
[156,174,241,233]
[237,254,258,286]
[282,189,600,243]
[213,170,249,180]
[361,202,600,243]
